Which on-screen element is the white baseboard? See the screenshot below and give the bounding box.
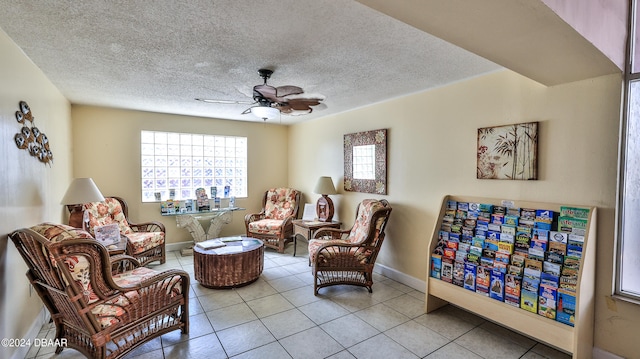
[593,347,625,359]
[374,263,426,293]
[11,306,49,359]
[166,240,193,252]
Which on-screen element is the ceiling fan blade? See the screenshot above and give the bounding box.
[287,98,322,110]
[276,85,303,98]
[253,84,278,102]
[195,98,254,105]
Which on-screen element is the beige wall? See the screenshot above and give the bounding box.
[290,70,635,358]
[2,24,637,359]
[70,106,290,244]
[0,29,72,358]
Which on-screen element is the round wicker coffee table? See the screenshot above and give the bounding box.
[193,237,264,288]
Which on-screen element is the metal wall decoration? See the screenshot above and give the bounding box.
[477,121,538,180]
[14,101,53,165]
[344,128,388,194]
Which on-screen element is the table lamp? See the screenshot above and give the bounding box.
[61,178,105,228]
[314,176,337,222]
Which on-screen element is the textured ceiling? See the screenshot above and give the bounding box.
[0,0,501,124]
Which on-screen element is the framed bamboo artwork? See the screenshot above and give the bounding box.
[477,121,538,180]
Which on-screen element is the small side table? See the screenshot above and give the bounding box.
[292,219,341,257]
[105,236,128,256]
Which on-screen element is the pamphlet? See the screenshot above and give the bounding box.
[196,239,226,250]
[94,223,121,245]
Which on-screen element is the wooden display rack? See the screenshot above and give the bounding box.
[425,195,596,359]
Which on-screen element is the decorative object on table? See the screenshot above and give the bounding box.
[60,177,105,228]
[13,101,54,165]
[308,199,392,295]
[229,196,236,208]
[210,186,217,198]
[195,187,209,210]
[9,223,189,359]
[302,203,316,221]
[154,192,161,201]
[84,196,166,265]
[93,223,121,245]
[224,185,231,197]
[169,188,176,200]
[245,187,301,253]
[344,128,387,194]
[477,121,538,180]
[314,176,337,222]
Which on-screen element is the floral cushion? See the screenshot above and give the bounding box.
[347,199,386,245]
[125,231,165,254]
[31,222,94,243]
[264,188,298,220]
[92,266,183,328]
[84,197,133,236]
[248,219,285,236]
[30,223,98,304]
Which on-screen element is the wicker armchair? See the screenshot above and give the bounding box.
[83,196,166,266]
[9,223,189,359]
[308,199,392,295]
[245,188,301,253]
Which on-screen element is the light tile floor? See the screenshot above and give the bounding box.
[26,242,572,359]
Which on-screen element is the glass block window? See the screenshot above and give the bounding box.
[141,131,247,202]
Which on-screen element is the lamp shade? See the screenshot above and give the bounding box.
[250,106,280,121]
[314,176,337,195]
[60,178,105,205]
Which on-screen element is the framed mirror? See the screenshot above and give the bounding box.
[344,129,387,194]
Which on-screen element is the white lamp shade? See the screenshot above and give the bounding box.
[251,106,280,120]
[60,178,105,205]
[314,176,337,195]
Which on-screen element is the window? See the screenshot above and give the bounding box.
[140,131,247,202]
[617,1,640,301]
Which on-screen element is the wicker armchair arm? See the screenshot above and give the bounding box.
[109,254,141,274]
[280,215,295,229]
[129,221,165,233]
[314,228,349,240]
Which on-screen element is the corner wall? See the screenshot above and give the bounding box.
[289,70,635,357]
[70,106,290,245]
[0,28,72,358]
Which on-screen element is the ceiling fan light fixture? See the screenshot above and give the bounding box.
[250,106,280,121]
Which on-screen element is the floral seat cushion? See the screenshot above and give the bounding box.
[125,232,165,254]
[30,223,179,329]
[247,219,285,236]
[347,199,386,245]
[84,197,134,236]
[308,199,385,263]
[93,266,183,328]
[84,197,164,254]
[264,188,298,220]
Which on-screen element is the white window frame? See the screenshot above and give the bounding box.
[615,0,640,303]
[140,130,247,202]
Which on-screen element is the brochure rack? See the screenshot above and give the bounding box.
[425,195,596,359]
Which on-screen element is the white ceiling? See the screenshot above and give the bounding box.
[0,0,502,124]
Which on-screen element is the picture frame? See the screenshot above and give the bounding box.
[344,128,388,194]
[477,122,538,180]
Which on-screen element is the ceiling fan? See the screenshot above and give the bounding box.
[196,68,325,121]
